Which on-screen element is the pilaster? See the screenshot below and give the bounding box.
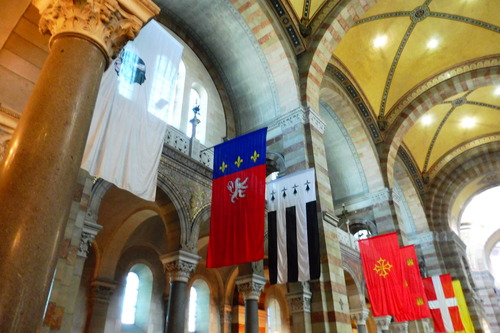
[287,282,313,333]
[85,279,117,333]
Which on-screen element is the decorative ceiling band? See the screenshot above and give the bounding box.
[379,22,416,118]
[354,11,411,26]
[423,91,473,172]
[429,12,500,33]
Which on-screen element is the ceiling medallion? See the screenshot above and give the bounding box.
[410,5,430,23]
[452,97,466,107]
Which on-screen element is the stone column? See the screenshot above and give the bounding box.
[0,1,158,331]
[286,282,313,333]
[374,315,392,333]
[235,274,267,333]
[84,279,117,333]
[391,321,409,333]
[273,107,350,332]
[351,308,370,333]
[162,250,200,333]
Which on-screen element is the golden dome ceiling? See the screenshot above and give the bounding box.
[330,0,500,178]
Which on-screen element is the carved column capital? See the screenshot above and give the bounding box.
[90,279,117,304]
[161,250,200,283]
[34,0,160,65]
[391,321,409,333]
[350,307,370,325]
[374,315,392,331]
[235,274,267,301]
[286,290,312,313]
[78,220,103,257]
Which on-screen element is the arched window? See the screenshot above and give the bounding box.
[121,272,139,324]
[267,298,281,333]
[121,264,153,329]
[167,60,186,129]
[187,287,198,332]
[187,279,210,333]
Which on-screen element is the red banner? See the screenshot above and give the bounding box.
[359,232,410,318]
[394,245,431,321]
[206,128,267,268]
[423,274,464,332]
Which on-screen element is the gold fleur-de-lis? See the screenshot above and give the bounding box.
[407,258,414,266]
[416,297,424,306]
[219,161,228,172]
[234,156,243,168]
[250,150,260,163]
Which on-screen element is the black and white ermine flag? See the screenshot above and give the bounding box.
[267,168,320,284]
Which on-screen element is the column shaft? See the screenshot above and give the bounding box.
[0,36,105,332]
[244,299,259,333]
[165,281,188,333]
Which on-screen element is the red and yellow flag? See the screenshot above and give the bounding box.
[359,232,410,318]
[394,245,431,321]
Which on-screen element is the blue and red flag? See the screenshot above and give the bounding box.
[206,127,267,268]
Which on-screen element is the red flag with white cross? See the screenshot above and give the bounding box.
[422,274,464,332]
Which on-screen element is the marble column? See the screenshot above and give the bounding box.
[162,250,200,333]
[391,321,409,333]
[84,279,117,333]
[351,308,370,333]
[375,315,392,333]
[235,274,267,333]
[0,1,158,332]
[286,282,313,333]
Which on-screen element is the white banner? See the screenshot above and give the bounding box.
[82,20,183,201]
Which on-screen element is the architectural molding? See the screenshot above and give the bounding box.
[374,315,392,331]
[161,250,200,283]
[274,107,307,131]
[89,279,116,304]
[78,220,103,258]
[305,107,326,134]
[235,274,267,301]
[35,0,159,63]
[323,210,339,227]
[391,321,409,333]
[286,290,312,313]
[350,308,370,325]
[428,133,500,180]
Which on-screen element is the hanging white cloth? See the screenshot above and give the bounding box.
[82,20,183,201]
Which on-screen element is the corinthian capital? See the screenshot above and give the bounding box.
[34,0,160,63]
[161,250,200,283]
[235,274,267,301]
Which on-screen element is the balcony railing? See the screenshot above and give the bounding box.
[164,125,213,169]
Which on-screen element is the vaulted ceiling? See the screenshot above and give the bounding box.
[330,0,500,178]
